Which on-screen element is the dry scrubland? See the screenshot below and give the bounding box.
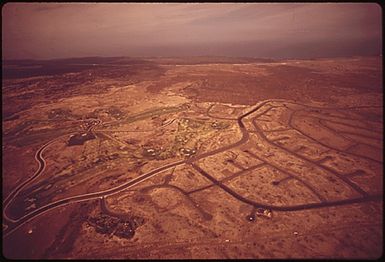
[2,56,383,259]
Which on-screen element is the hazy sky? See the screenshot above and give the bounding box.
[2,3,382,59]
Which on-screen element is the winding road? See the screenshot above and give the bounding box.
[3,99,382,238]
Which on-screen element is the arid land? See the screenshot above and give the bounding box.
[2,56,383,259]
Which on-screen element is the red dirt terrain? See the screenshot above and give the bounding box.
[2,56,382,259]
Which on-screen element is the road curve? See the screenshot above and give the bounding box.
[3,101,272,234]
[3,99,382,238]
[3,136,64,213]
[3,160,185,237]
[3,119,101,222]
[191,163,382,212]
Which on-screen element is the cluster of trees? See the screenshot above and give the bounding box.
[88,213,144,239]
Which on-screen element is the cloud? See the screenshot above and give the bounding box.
[2,3,381,59]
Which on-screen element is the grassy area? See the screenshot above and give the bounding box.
[124,104,188,124]
[9,127,79,147]
[87,106,126,120]
[5,117,82,138]
[5,119,38,136]
[48,108,77,120]
[141,117,230,160]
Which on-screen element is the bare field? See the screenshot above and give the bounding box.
[2,56,383,259]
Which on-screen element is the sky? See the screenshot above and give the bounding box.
[2,3,382,60]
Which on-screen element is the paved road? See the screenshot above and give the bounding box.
[3,119,100,223]
[3,159,185,236]
[3,136,65,221]
[190,163,381,212]
[3,100,382,238]
[3,101,269,235]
